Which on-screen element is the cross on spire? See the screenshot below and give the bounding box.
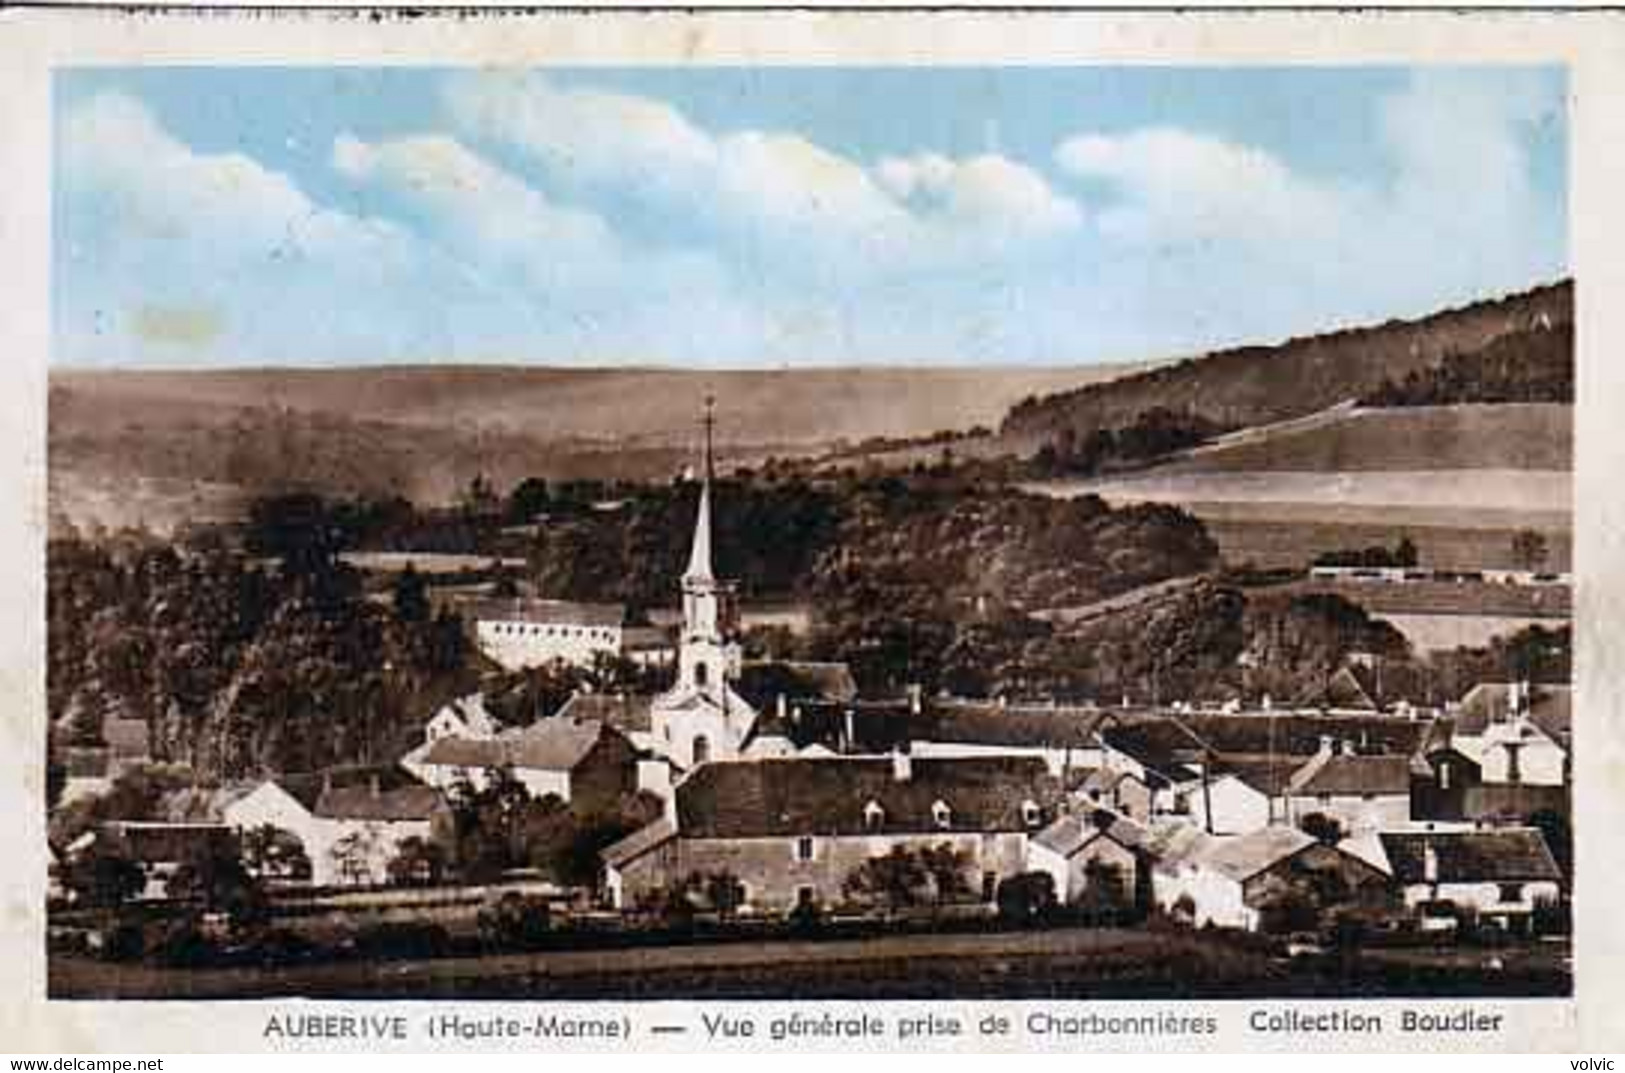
[701,393,716,483]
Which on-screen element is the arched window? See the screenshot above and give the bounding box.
[694,660,709,687]
[863,800,885,831]
[932,799,953,830]
[692,734,711,766]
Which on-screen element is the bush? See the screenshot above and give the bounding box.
[354,921,451,960]
[995,872,1057,925]
[477,892,552,950]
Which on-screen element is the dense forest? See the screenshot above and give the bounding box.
[49,463,1570,793]
[1359,322,1573,407]
[1001,280,1573,447]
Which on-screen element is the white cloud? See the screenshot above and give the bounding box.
[443,72,1082,274]
[1049,70,1564,342]
[878,152,1083,235]
[1056,127,1352,247]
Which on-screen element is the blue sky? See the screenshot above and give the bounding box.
[54,66,1567,368]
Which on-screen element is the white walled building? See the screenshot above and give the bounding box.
[470,598,627,671]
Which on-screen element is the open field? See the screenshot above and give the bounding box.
[48,926,1569,1001]
[1376,613,1565,653]
[1030,470,1571,519]
[1202,516,1572,573]
[54,365,1138,450]
[1174,404,1571,474]
[1027,468,1571,573]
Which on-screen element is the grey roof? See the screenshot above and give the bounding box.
[1178,713,1433,759]
[1456,683,1571,742]
[602,817,677,869]
[1033,809,1149,857]
[555,693,654,734]
[1292,754,1414,796]
[468,597,625,628]
[677,756,1063,839]
[1379,828,1562,884]
[420,719,613,772]
[314,784,447,822]
[1198,826,1317,883]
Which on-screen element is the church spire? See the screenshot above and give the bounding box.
[682,396,716,585]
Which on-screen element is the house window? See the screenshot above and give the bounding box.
[1020,800,1042,827]
[981,870,998,901]
[932,800,953,830]
[1499,882,1524,905]
[795,836,815,862]
[863,800,885,831]
[694,661,709,687]
[692,735,711,766]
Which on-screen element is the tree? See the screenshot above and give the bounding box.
[1078,858,1130,921]
[329,829,379,887]
[63,845,146,909]
[239,824,311,882]
[1299,812,1346,847]
[386,835,449,887]
[392,563,430,623]
[844,846,930,912]
[702,871,747,921]
[1512,529,1550,571]
[165,837,268,933]
[995,871,1057,923]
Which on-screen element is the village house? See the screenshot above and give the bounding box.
[1449,682,1568,788]
[408,717,638,811]
[1171,768,1277,835]
[1280,743,1418,833]
[1378,827,1564,932]
[1151,824,1391,932]
[601,754,1064,913]
[222,769,451,887]
[1068,767,1158,822]
[1027,808,1151,909]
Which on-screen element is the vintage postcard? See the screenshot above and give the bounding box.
[2,4,1623,1054]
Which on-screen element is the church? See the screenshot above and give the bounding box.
[647,434,762,771]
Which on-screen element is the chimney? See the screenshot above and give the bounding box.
[891,745,913,783]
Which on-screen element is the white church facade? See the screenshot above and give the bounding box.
[648,407,761,772]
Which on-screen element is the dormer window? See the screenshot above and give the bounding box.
[863,800,885,831]
[1021,799,1042,827]
[932,800,952,830]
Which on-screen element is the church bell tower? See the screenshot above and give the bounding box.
[677,396,740,697]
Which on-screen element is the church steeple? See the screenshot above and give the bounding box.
[683,397,716,586]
